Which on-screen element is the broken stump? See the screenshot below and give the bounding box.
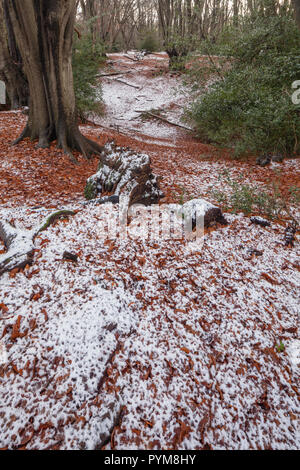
[84,141,164,206]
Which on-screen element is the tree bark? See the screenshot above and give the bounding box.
[292,0,300,29]
[0,1,28,109]
[5,0,102,161]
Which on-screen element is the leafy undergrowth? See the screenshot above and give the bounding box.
[0,104,299,450]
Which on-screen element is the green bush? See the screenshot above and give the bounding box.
[186,15,300,158]
[211,171,294,220]
[72,33,105,120]
[138,31,159,52]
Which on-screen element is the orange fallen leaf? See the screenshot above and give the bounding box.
[0,303,8,313]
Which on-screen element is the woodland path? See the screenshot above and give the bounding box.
[0,53,299,450]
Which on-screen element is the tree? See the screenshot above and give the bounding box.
[5,0,102,161]
[0,1,28,109]
[292,0,300,29]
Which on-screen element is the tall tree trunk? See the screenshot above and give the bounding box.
[0,1,28,109]
[5,0,102,161]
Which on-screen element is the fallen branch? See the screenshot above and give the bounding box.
[97,71,132,78]
[114,78,140,89]
[36,210,76,234]
[123,54,138,62]
[0,210,76,277]
[135,110,192,131]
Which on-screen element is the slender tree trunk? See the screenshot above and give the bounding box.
[292,0,300,29]
[5,0,102,161]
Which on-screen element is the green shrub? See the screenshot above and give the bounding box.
[211,171,296,220]
[72,33,105,120]
[139,31,159,52]
[84,178,98,200]
[186,15,300,158]
[110,42,122,53]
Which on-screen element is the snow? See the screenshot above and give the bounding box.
[0,340,7,365]
[286,340,300,370]
[0,204,299,450]
[96,53,188,141]
[0,52,299,450]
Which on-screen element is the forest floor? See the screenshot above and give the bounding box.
[0,52,299,450]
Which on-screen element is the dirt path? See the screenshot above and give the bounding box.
[97,52,189,143]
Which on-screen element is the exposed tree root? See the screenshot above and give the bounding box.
[0,221,35,277]
[36,210,76,234]
[0,210,76,277]
[12,122,103,164]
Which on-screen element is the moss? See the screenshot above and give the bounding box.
[97,161,104,172]
[37,210,76,234]
[84,179,98,200]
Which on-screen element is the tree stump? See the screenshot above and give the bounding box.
[84,141,164,206]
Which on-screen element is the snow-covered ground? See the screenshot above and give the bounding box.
[0,204,299,450]
[0,53,299,450]
[95,52,189,142]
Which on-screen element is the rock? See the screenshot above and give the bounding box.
[250,216,271,227]
[271,154,284,163]
[84,141,164,207]
[244,248,264,260]
[256,154,271,167]
[284,224,297,247]
[181,199,228,230]
[256,154,284,166]
[63,251,78,263]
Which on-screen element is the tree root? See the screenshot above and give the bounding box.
[0,221,35,277]
[36,210,76,234]
[12,122,103,164]
[0,210,76,277]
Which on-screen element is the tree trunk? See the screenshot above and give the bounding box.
[292,0,300,29]
[5,0,102,161]
[0,1,28,109]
